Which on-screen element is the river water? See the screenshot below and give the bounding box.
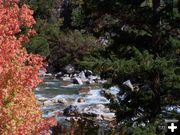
[34,77,118,134]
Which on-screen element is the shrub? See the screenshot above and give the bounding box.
[23,35,50,57]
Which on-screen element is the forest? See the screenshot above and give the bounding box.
[0,0,179,134]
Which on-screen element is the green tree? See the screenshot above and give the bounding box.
[48,30,102,72]
[21,0,62,58]
[23,36,50,57]
[81,0,180,134]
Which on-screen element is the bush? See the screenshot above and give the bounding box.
[24,36,50,57]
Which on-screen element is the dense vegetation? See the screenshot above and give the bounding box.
[2,0,179,134]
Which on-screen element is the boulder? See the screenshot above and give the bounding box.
[77,97,85,103]
[80,104,115,121]
[43,100,55,106]
[52,96,68,104]
[65,117,81,122]
[97,79,107,84]
[37,97,48,102]
[64,74,69,77]
[55,72,63,79]
[84,70,93,78]
[45,73,53,77]
[61,76,71,81]
[64,64,75,74]
[63,105,79,116]
[57,98,67,104]
[82,104,110,114]
[100,113,115,121]
[88,75,100,80]
[86,79,95,84]
[73,77,83,85]
[36,101,43,106]
[78,71,87,81]
[123,80,134,91]
[73,73,78,77]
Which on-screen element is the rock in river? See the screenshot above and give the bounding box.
[73,77,83,85]
[43,100,55,106]
[63,105,79,116]
[64,64,75,74]
[78,71,87,81]
[37,97,48,102]
[77,97,85,103]
[52,96,68,104]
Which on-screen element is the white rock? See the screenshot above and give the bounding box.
[43,100,55,106]
[37,97,48,101]
[64,64,75,74]
[88,75,98,80]
[45,73,52,77]
[52,96,68,104]
[79,71,87,81]
[74,77,83,85]
[123,80,134,91]
[97,80,107,84]
[64,74,69,77]
[62,76,71,81]
[73,73,78,77]
[100,113,115,121]
[57,98,68,104]
[77,97,85,103]
[82,104,110,114]
[87,79,95,84]
[36,101,43,106]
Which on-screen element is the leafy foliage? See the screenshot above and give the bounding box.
[70,0,85,29]
[0,1,56,134]
[23,35,50,57]
[20,0,62,58]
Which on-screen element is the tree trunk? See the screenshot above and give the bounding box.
[152,0,160,29]
[151,71,161,117]
[152,0,161,116]
[152,0,161,52]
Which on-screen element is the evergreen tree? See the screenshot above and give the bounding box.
[81,0,180,133]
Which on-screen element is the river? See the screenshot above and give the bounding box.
[34,77,119,134]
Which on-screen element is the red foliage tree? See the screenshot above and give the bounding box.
[0,0,56,134]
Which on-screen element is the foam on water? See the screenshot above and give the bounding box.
[74,89,110,107]
[109,86,120,95]
[35,78,114,119]
[53,94,79,100]
[165,105,180,113]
